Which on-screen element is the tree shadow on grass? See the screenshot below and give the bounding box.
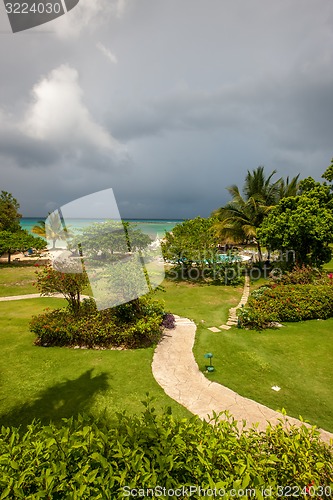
[0,369,110,429]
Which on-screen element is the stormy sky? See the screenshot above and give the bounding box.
[0,0,332,219]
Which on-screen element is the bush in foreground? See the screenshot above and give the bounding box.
[30,297,170,349]
[0,402,332,499]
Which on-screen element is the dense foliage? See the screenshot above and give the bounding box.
[0,191,21,233]
[0,191,46,262]
[162,217,243,284]
[0,230,46,263]
[239,283,333,330]
[0,403,332,499]
[270,264,329,286]
[69,220,151,259]
[34,264,89,315]
[258,180,333,267]
[162,217,219,271]
[30,296,167,348]
[213,167,300,260]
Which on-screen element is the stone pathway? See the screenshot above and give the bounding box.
[208,274,250,332]
[0,294,89,302]
[0,293,49,302]
[152,315,333,445]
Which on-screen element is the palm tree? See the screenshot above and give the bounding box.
[244,166,281,206]
[213,186,270,261]
[213,166,286,261]
[277,174,300,200]
[32,212,72,249]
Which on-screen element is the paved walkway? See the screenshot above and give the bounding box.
[152,315,333,445]
[0,294,88,302]
[0,293,49,301]
[207,275,250,332]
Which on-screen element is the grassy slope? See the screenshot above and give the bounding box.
[2,264,333,432]
[158,279,333,433]
[0,298,190,428]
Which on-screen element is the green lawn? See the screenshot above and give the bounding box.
[2,265,333,434]
[0,264,36,296]
[0,298,190,428]
[156,279,243,326]
[159,279,333,433]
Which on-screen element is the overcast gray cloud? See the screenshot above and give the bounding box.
[0,0,332,218]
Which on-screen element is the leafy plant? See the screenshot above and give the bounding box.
[239,284,333,329]
[30,295,165,349]
[0,402,332,499]
[33,264,89,315]
[270,264,328,285]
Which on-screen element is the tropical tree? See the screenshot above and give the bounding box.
[213,188,269,261]
[322,157,333,184]
[277,174,300,200]
[258,179,333,267]
[161,217,219,275]
[34,264,89,315]
[243,166,281,205]
[32,212,72,249]
[0,230,46,263]
[69,221,151,260]
[0,191,21,232]
[213,167,300,261]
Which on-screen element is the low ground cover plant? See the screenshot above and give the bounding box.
[0,402,332,499]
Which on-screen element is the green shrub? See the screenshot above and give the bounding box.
[270,264,329,286]
[0,403,332,499]
[30,296,165,349]
[239,284,333,329]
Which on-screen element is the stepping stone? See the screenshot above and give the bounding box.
[207,327,221,332]
[226,320,238,326]
[219,325,231,330]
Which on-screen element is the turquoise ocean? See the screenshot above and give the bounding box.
[20,218,183,240]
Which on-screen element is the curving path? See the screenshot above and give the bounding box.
[152,315,333,445]
[0,294,89,302]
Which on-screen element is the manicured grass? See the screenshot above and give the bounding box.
[156,279,243,327]
[194,319,333,432]
[0,264,36,296]
[159,279,333,433]
[323,258,333,273]
[0,298,190,428]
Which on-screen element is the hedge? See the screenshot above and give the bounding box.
[30,297,169,349]
[0,402,332,499]
[238,284,333,330]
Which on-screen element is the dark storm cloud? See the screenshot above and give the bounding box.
[0,0,333,217]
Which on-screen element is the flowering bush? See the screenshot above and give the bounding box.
[34,264,89,315]
[269,264,329,286]
[239,284,333,330]
[161,313,176,329]
[30,296,166,349]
